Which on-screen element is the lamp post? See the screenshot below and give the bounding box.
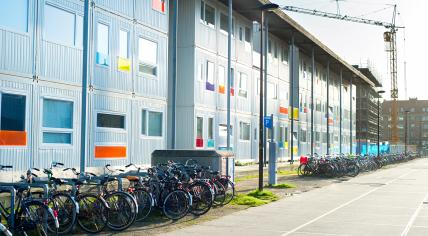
[258,3,278,191]
[377,90,385,157]
[405,110,409,154]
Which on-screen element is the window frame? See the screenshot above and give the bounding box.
[44,3,80,47]
[40,96,75,147]
[239,121,251,141]
[238,72,248,98]
[141,108,164,138]
[95,111,126,132]
[138,37,159,77]
[118,28,130,59]
[0,0,29,34]
[200,1,215,28]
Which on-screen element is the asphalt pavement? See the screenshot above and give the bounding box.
[161,158,428,236]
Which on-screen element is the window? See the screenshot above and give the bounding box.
[75,15,83,46]
[279,127,285,143]
[206,61,215,85]
[238,72,247,98]
[44,4,75,45]
[244,27,251,51]
[152,0,166,13]
[281,46,288,63]
[300,130,307,142]
[218,66,225,86]
[219,124,232,137]
[197,63,204,81]
[96,22,109,66]
[119,30,129,59]
[268,39,272,55]
[273,42,278,59]
[200,1,215,27]
[1,93,26,131]
[0,0,28,32]
[138,38,158,76]
[239,122,250,141]
[197,117,203,139]
[142,110,163,137]
[42,99,73,144]
[315,132,320,142]
[208,117,214,140]
[239,27,243,41]
[97,113,125,129]
[267,82,277,99]
[219,13,234,35]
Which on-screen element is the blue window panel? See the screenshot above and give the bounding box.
[96,52,110,66]
[0,0,28,32]
[1,93,26,131]
[43,132,71,144]
[43,99,73,129]
[44,4,75,45]
[207,139,215,148]
[148,111,162,136]
[75,14,83,46]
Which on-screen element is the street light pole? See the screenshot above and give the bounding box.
[377,90,385,157]
[405,110,409,154]
[258,3,278,191]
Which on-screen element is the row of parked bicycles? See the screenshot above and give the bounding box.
[0,159,234,235]
[297,152,421,178]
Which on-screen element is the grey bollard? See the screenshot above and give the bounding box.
[268,141,277,186]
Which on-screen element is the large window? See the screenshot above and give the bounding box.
[0,0,28,32]
[238,72,247,98]
[281,46,288,64]
[119,30,129,59]
[208,117,214,140]
[142,110,163,137]
[239,122,250,141]
[200,1,215,27]
[1,93,26,131]
[244,27,251,51]
[96,22,109,66]
[44,4,76,46]
[267,82,277,99]
[300,129,307,142]
[138,38,158,76]
[219,13,234,35]
[196,117,203,139]
[97,113,125,129]
[42,99,73,144]
[206,61,215,85]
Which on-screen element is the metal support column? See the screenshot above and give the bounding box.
[290,34,295,162]
[326,61,330,155]
[339,69,343,154]
[258,10,265,191]
[171,0,178,149]
[350,76,353,154]
[263,17,268,166]
[80,0,90,174]
[377,96,380,157]
[311,47,315,156]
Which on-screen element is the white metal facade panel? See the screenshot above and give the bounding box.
[95,0,134,19]
[34,81,81,169]
[0,76,33,171]
[92,10,133,92]
[0,0,35,77]
[135,0,169,34]
[134,25,168,99]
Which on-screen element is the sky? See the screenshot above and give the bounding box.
[273,0,428,100]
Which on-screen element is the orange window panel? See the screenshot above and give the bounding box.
[95,146,127,159]
[0,131,27,146]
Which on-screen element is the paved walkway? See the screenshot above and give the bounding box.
[162,158,428,236]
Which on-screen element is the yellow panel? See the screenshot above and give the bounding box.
[118,57,131,71]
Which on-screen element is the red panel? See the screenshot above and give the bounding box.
[95,146,127,159]
[279,106,288,115]
[230,88,235,96]
[152,0,166,13]
[196,138,204,148]
[0,131,27,146]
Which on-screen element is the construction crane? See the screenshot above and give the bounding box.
[282,5,403,144]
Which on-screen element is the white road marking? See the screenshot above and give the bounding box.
[400,191,428,236]
[281,171,415,236]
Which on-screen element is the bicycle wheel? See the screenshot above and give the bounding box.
[132,189,153,222]
[163,189,190,220]
[48,192,77,234]
[76,194,107,234]
[189,182,213,216]
[212,180,226,206]
[17,200,58,236]
[104,191,137,231]
[219,178,235,205]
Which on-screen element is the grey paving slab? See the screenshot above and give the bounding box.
[161,158,428,236]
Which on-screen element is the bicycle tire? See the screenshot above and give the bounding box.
[48,192,77,234]
[163,189,190,220]
[76,193,107,234]
[16,200,58,236]
[212,180,226,206]
[104,191,137,231]
[189,182,213,216]
[219,178,235,205]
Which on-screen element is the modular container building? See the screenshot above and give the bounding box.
[0,0,169,172]
[172,0,370,162]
